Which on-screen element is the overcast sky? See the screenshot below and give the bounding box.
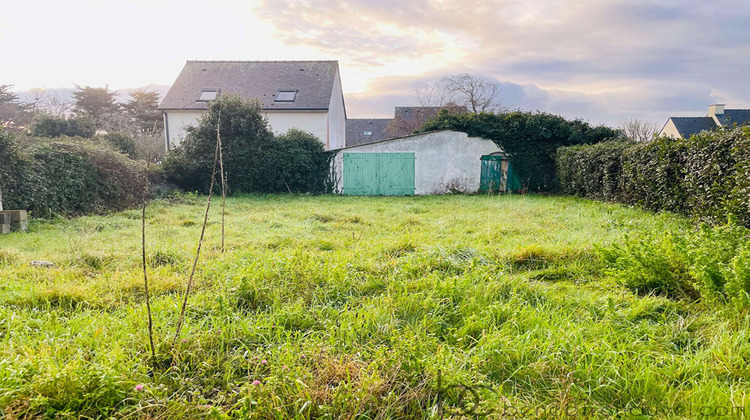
[1,0,748,126]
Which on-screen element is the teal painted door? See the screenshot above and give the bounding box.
[343,153,415,196]
[479,155,506,192]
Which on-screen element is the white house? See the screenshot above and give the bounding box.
[659,104,750,139]
[332,130,513,195]
[158,60,346,151]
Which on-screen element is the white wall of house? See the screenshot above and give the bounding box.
[659,118,682,139]
[265,111,330,145]
[165,110,335,150]
[327,71,346,150]
[165,111,204,148]
[332,130,503,195]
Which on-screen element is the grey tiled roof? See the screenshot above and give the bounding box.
[716,110,750,127]
[346,119,392,146]
[388,106,468,137]
[158,60,339,111]
[394,106,467,123]
[670,117,718,138]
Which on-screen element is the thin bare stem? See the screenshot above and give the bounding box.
[217,106,226,252]
[142,199,156,358]
[173,132,220,346]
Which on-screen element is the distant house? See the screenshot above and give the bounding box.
[345,106,467,147]
[659,104,750,139]
[345,119,392,147]
[158,60,346,151]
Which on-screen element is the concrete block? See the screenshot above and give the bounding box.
[1,210,29,232]
[7,210,27,222]
[11,220,28,232]
[0,212,9,235]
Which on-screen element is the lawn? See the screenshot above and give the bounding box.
[0,194,748,418]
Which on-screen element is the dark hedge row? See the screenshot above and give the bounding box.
[557,126,750,226]
[0,129,148,216]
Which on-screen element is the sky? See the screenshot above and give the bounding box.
[1,0,749,126]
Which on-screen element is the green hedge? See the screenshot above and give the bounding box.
[0,129,148,216]
[557,126,750,226]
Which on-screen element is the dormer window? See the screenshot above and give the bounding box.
[197,89,220,102]
[275,90,297,102]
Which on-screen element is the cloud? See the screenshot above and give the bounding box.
[256,0,750,125]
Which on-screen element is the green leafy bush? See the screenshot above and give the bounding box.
[31,114,96,138]
[264,129,333,193]
[0,129,147,216]
[0,128,27,209]
[600,233,697,300]
[601,219,750,307]
[558,126,750,227]
[100,132,137,159]
[163,95,333,194]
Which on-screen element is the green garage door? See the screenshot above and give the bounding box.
[343,152,415,196]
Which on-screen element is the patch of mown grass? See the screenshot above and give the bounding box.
[0,194,746,418]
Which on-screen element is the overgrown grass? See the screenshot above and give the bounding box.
[1,194,748,418]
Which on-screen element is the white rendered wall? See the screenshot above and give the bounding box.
[333,130,503,195]
[327,71,347,150]
[658,119,682,139]
[265,111,329,147]
[165,110,332,150]
[165,111,204,148]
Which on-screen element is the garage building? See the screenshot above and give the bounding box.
[332,130,521,195]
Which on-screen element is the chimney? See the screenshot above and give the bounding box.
[708,104,725,117]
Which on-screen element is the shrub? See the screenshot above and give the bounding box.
[0,130,147,216]
[263,129,333,193]
[163,95,273,193]
[100,132,137,159]
[601,219,750,307]
[31,114,96,138]
[0,128,28,209]
[163,95,333,194]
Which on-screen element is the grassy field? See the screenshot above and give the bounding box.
[1,194,748,418]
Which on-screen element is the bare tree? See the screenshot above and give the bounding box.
[134,130,166,163]
[27,88,75,117]
[620,118,657,143]
[415,74,503,114]
[414,81,454,108]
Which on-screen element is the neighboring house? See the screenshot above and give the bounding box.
[386,106,467,138]
[345,119,391,146]
[659,104,750,139]
[158,60,346,151]
[346,106,467,147]
[333,130,520,195]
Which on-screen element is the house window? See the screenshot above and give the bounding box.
[197,90,219,102]
[363,131,373,136]
[275,90,297,102]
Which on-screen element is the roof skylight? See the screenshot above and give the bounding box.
[197,90,219,102]
[275,90,297,102]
